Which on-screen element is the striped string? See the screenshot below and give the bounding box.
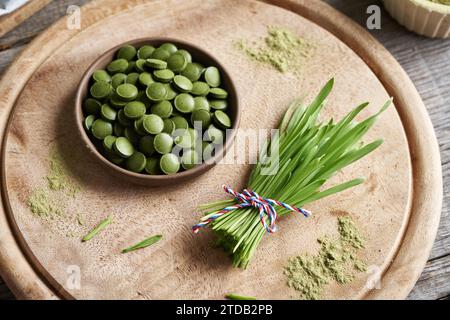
[192,185,311,234]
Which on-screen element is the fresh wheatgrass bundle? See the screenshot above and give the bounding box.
[193,79,391,269]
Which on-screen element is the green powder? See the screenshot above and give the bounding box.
[237,26,314,75]
[27,188,64,219]
[284,216,366,300]
[338,216,365,249]
[27,149,80,224]
[428,0,450,5]
[47,150,79,196]
[354,259,368,272]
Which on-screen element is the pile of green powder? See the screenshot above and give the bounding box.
[428,0,450,6]
[27,149,79,219]
[27,188,64,218]
[284,216,367,300]
[237,26,314,75]
[46,150,79,196]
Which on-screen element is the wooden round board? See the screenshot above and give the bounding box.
[0,0,443,300]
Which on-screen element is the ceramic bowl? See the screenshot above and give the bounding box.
[75,38,240,186]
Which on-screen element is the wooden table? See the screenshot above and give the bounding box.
[0,0,448,300]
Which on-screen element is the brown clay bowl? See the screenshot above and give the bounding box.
[75,38,240,186]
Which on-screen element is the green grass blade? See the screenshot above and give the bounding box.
[82,217,112,242]
[122,235,162,253]
[301,178,365,205]
[320,140,384,179]
[225,293,257,300]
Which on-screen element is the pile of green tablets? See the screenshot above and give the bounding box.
[82,42,232,175]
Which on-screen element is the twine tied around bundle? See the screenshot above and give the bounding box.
[192,185,311,234]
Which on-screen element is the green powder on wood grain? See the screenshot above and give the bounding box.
[338,216,365,249]
[354,259,368,272]
[236,25,314,75]
[47,149,80,197]
[284,216,366,300]
[27,188,64,219]
[27,149,80,224]
[428,0,450,5]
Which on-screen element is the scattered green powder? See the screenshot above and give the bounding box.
[338,216,365,249]
[237,26,314,75]
[27,188,64,219]
[354,259,368,272]
[284,216,366,300]
[47,150,80,197]
[27,149,81,232]
[428,0,450,6]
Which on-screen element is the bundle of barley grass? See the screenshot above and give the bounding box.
[194,79,391,268]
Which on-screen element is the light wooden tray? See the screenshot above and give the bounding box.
[0,0,443,299]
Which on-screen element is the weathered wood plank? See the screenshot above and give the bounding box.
[0,45,26,75]
[408,254,450,300]
[0,0,52,38]
[0,0,89,50]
